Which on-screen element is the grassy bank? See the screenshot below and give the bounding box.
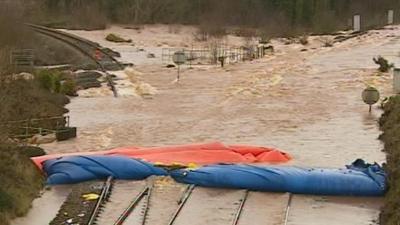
[0,3,86,225]
[0,145,45,225]
[0,73,70,224]
[379,95,400,225]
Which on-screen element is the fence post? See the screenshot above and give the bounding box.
[353,15,361,32]
[393,68,400,94]
[388,10,394,25]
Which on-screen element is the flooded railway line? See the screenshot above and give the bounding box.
[17,25,398,225]
[27,24,123,71]
[47,176,378,225]
[28,24,122,97]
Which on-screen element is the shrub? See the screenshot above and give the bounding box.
[35,69,53,90]
[0,145,44,224]
[299,35,309,45]
[18,146,46,158]
[60,79,77,96]
[105,33,132,43]
[34,69,63,93]
[373,56,394,73]
[321,37,333,47]
[0,189,13,211]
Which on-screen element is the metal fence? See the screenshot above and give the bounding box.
[5,116,70,139]
[10,49,34,67]
[162,45,271,66]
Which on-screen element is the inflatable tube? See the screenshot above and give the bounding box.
[170,162,386,196]
[32,142,291,170]
[43,156,167,185]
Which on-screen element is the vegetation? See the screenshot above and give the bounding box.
[40,0,400,36]
[374,56,394,73]
[0,76,68,225]
[299,35,309,45]
[34,69,77,96]
[105,33,132,43]
[0,145,45,225]
[379,96,400,225]
[0,3,69,225]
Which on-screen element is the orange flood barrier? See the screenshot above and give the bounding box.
[32,142,291,170]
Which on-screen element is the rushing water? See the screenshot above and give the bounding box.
[12,25,400,225]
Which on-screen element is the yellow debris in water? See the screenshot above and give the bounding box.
[269,74,283,86]
[187,163,198,169]
[82,193,100,201]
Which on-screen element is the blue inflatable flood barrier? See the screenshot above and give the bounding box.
[170,160,386,196]
[43,155,168,184]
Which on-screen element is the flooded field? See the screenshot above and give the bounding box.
[12,25,400,224]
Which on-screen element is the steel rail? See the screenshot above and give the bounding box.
[232,190,249,225]
[283,193,293,225]
[27,24,119,97]
[141,185,153,225]
[113,186,150,225]
[87,176,113,225]
[26,23,123,70]
[167,184,195,225]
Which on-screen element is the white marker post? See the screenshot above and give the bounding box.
[394,68,400,94]
[353,15,361,32]
[388,10,394,25]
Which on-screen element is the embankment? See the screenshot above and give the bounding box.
[379,95,400,225]
[0,146,45,225]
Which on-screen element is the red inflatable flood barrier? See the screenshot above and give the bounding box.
[32,142,291,170]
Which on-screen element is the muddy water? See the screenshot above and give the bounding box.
[12,26,400,224]
[172,187,245,225]
[288,195,382,225]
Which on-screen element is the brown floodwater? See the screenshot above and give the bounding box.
[11,25,400,225]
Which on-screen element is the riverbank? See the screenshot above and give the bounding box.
[0,146,44,225]
[0,75,70,225]
[379,95,400,225]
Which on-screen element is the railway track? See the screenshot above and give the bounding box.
[85,177,294,225]
[27,24,123,71]
[87,177,187,225]
[55,176,378,225]
[27,23,122,97]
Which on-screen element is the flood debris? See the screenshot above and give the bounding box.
[373,56,394,73]
[105,33,132,43]
[147,53,156,58]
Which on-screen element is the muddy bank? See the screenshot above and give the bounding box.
[379,95,400,225]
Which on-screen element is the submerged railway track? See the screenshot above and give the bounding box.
[50,176,381,225]
[80,177,294,225]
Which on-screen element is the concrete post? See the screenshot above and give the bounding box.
[394,68,400,94]
[388,10,394,25]
[353,15,361,32]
